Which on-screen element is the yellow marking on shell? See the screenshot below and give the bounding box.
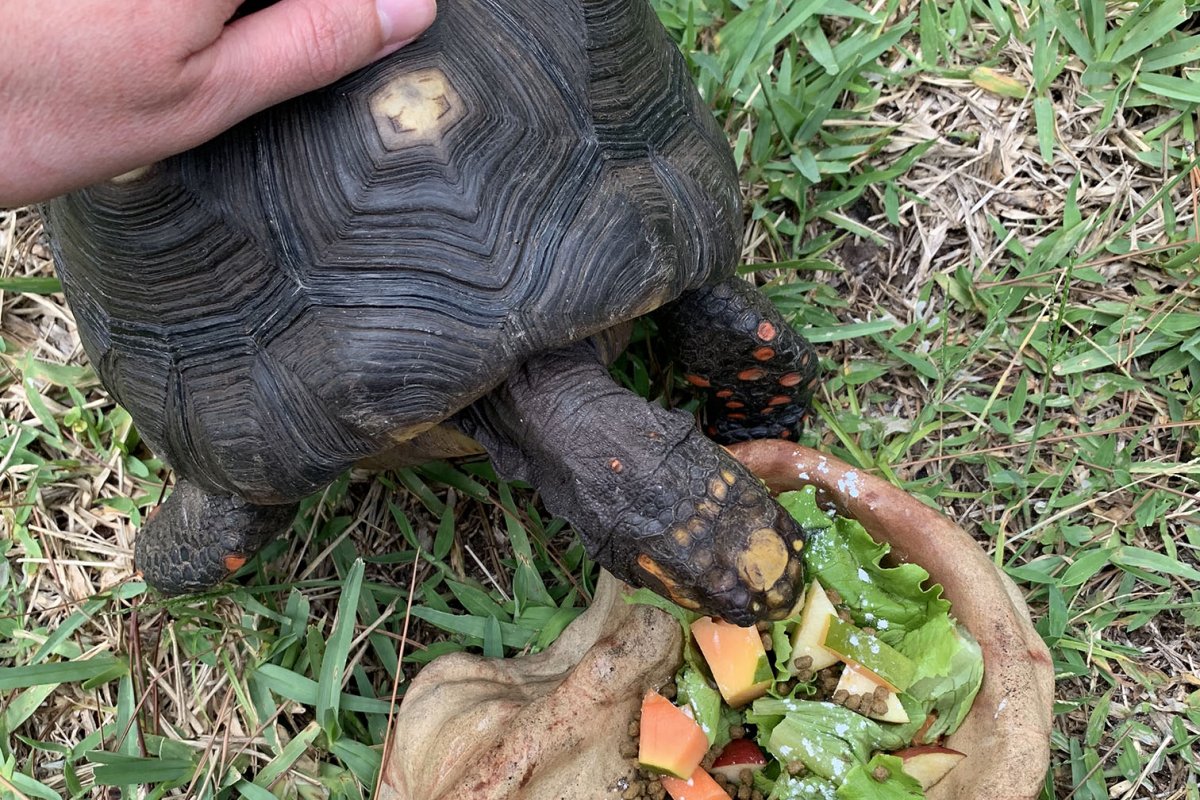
[696,500,720,519]
[721,470,738,486]
[370,68,465,150]
[672,526,691,546]
[637,554,699,609]
[736,528,790,591]
[792,539,805,552]
[709,477,728,502]
[110,165,152,184]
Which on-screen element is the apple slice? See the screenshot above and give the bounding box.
[894,746,967,790]
[833,663,909,723]
[708,738,768,782]
[821,616,915,692]
[788,580,841,673]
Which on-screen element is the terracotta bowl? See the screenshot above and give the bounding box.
[729,441,1054,800]
[380,443,1055,799]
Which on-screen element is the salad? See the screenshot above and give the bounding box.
[625,485,985,800]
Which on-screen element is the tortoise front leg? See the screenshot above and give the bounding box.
[135,479,298,594]
[456,340,805,625]
[655,278,821,443]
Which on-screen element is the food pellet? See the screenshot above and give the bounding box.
[729,724,746,739]
[872,766,891,781]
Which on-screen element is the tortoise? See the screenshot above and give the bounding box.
[41,0,820,625]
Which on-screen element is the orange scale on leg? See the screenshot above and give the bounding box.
[753,347,776,361]
[779,372,803,387]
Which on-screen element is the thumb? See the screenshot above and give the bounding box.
[205,0,436,116]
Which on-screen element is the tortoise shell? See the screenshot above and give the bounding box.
[42,0,741,504]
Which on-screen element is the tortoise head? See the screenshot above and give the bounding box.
[624,454,806,626]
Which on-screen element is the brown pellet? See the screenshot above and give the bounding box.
[827,589,843,605]
[874,685,889,700]
[737,785,751,800]
[756,620,771,632]
[740,768,754,785]
[760,632,773,651]
[729,724,746,740]
[620,741,638,759]
[751,791,764,800]
[793,655,813,670]
[872,765,891,781]
[623,783,640,799]
[659,682,677,700]
[832,689,849,704]
[628,720,640,737]
[862,626,876,636]
[786,760,806,776]
[873,700,889,716]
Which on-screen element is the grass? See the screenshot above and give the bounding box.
[2,0,1199,797]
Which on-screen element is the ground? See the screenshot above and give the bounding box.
[1,1,1199,798]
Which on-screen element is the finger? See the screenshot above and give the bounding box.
[201,0,436,118]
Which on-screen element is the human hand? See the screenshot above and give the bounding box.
[0,0,437,207]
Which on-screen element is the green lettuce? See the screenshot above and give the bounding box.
[897,614,985,742]
[835,754,924,799]
[751,699,908,783]
[675,666,723,746]
[770,774,839,799]
[779,487,950,644]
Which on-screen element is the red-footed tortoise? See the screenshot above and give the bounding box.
[41,0,820,624]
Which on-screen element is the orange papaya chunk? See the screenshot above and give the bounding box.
[638,690,710,779]
[690,617,772,707]
[661,767,733,800]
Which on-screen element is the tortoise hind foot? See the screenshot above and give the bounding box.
[656,278,821,444]
[135,479,298,595]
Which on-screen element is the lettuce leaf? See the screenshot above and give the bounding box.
[835,754,925,799]
[780,487,950,643]
[675,666,723,746]
[769,773,839,799]
[896,614,985,742]
[752,699,908,782]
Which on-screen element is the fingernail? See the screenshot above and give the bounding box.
[377,0,437,46]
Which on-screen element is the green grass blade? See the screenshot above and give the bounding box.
[316,558,364,740]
